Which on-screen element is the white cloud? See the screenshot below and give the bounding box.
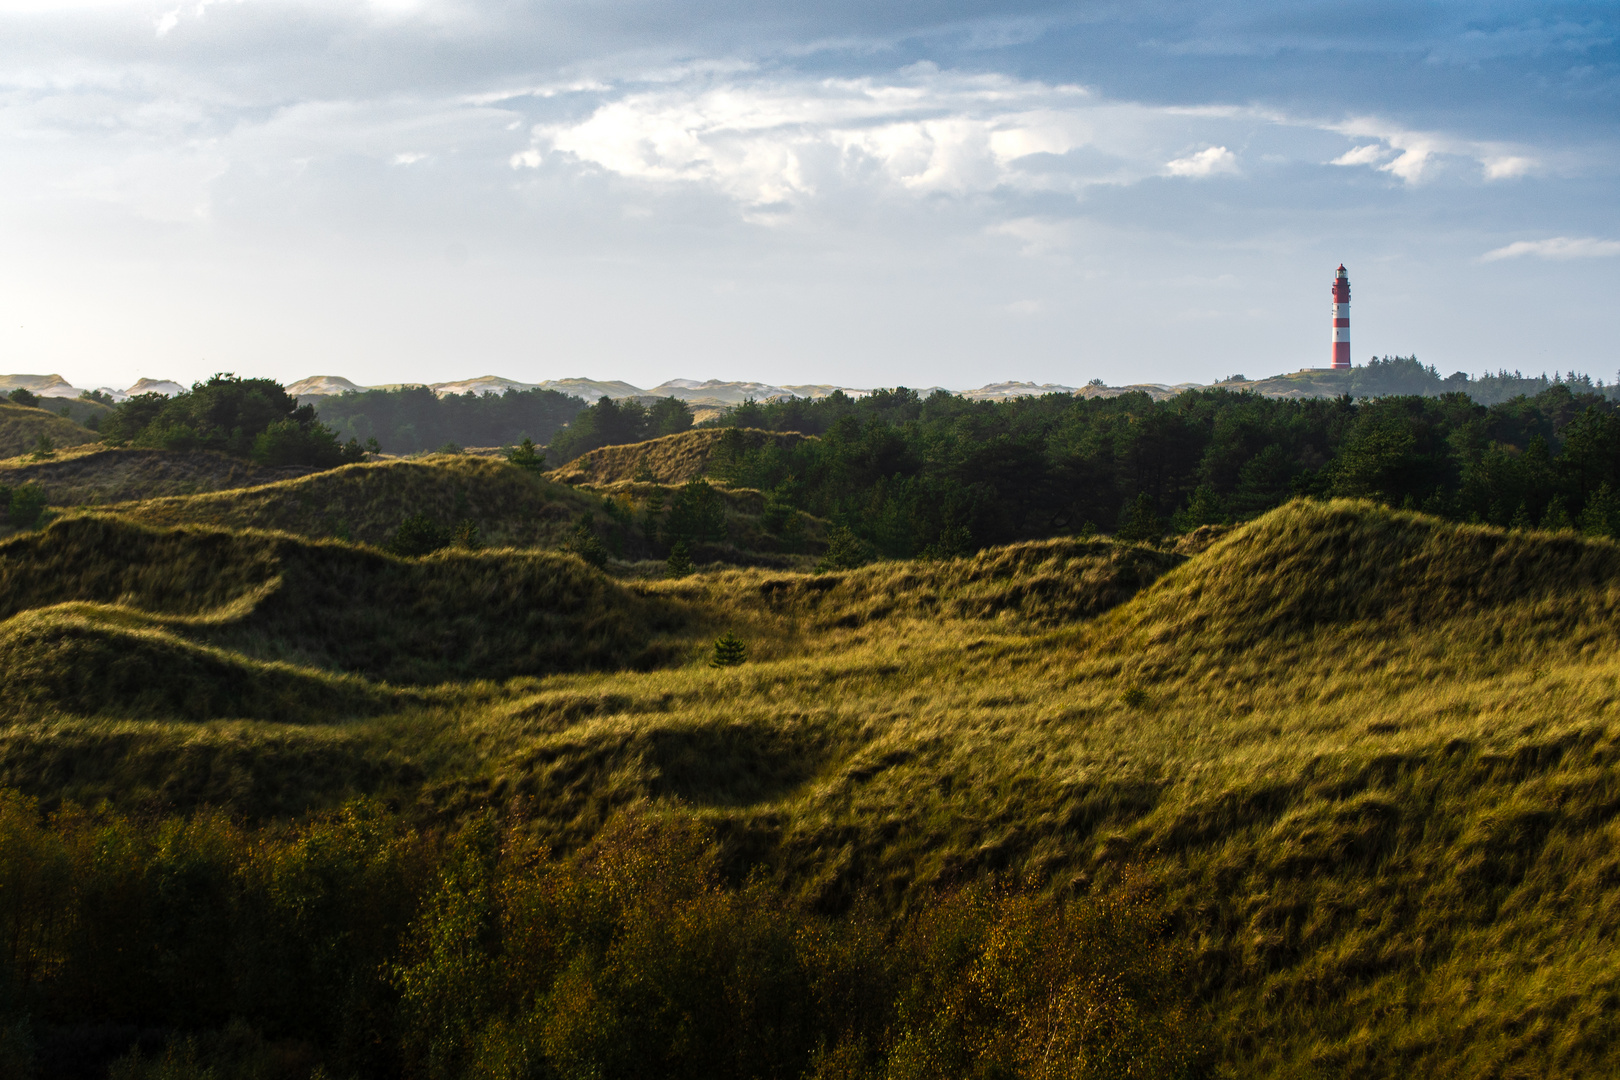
[1164,145,1237,177]
[153,0,238,39]
[1481,236,1620,261]
[1326,117,1542,184]
[509,148,541,169]
[1483,155,1536,180]
[531,72,1288,208]
[392,151,428,164]
[1331,144,1387,167]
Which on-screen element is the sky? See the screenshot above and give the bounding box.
[0,0,1615,392]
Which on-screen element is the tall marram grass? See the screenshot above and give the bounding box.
[0,795,1199,1080]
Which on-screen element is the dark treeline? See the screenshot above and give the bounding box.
[101,375,362,469]
[316,386,588,454]
[0,795,1197,1080]
[705,380,1620,558]
[545,394,695,462]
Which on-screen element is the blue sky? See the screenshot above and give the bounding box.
[0,0,1615,391]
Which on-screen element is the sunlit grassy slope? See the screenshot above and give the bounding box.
[5,499,1620,1076]
[84,453,810,565]
[0,447,313,505]
[0,399,100,458]
[89,454,590,547]
[547,427,810,484]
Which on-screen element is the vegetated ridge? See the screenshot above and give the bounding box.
[547,428,812,485]
[83,453,817,568]
[0,399,101,458]
[0,447,317,505]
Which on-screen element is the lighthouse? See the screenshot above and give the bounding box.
[1331,264,1351,369]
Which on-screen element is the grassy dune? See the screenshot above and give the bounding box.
[547,427,810,484]
[0,515,689,683]
[91,454,590,547]
[84,453,826,569]
[0,447,314,505]
[0,399,100,458]
[4,499,1620,1075]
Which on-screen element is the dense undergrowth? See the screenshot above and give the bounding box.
[0,803,1196,1080]
[4,495,1620,1077]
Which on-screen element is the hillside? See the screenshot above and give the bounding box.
[4,500,1620,1077]
[547,427,811,485]
[0,447,316,505]
[0,399,101,458]
[85,452,819,568]
[93,454,608,549]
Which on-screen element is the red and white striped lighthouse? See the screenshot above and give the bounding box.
[1330,264,1351,369]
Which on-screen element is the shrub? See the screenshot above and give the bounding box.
[7,483,46,529]
[389,514,451,557]
[6,388,38,409]
[251,419,364,469]
[451,520,481,550]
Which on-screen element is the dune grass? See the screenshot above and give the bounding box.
[547,427,811,485]
[79,453,818,568]
[0,447,314,506]
[4,499,1620,1075]
[88,454,591,548]
[0,400,100,459]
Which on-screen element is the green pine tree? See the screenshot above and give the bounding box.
[1115,493,1164,544]
[505,437,545,471]
[565,515,609,569]
[815,526,873,572]
[666,541,694,578]
[1580,483,1619,537]
[1509,502,1533,531]
[1541,496,1573,533]
[710,632,747,668]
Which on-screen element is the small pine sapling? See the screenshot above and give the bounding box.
[506,438,545,471]
[710,632,747,668]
